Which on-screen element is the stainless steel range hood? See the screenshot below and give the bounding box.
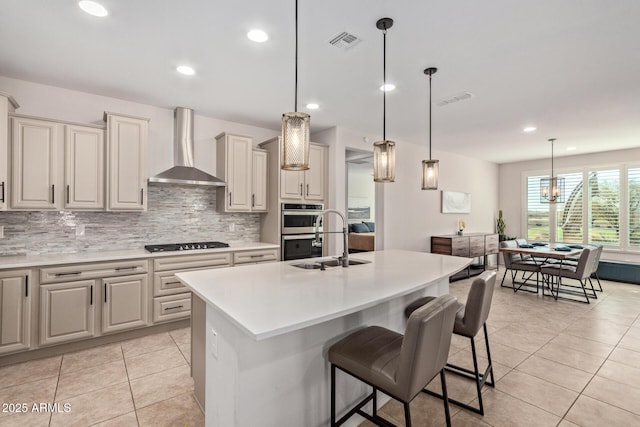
[149,107,226,186]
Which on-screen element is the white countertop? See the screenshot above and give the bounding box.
[177,249,471,340]
[0,242,279,269]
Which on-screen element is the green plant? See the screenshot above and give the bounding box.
[496,210,506,235]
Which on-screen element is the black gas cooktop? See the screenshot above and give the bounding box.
[144,241,230,253]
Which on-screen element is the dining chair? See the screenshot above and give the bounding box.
[541,247,598,303]
[500,240,540,293]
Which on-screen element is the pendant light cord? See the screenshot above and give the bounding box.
[382,28,387,140]
[429,72,432,160]
[294,0,298,112]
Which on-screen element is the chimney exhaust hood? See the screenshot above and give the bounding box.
[148,107,226,186]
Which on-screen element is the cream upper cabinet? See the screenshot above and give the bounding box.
[280,142,327,202]
[0,93,19,211]
[10,116,63,210]
[216,133,253,212]
[65,125,105,210]
[305,144,326,201]
[105,112,148,211]
[252,149,268,212]
[102,274,148,334]
[0,269,31,355]
[40,279,96,346]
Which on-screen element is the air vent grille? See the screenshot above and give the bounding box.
[435,92,474,107]
[329,32,362,50]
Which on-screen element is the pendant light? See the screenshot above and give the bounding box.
[373,18,396,183]
[540,138,565,203]
[281,0,310,171]
[421,67,439,190]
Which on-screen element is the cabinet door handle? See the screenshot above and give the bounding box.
[306,184,309,196]
[300,183,303,196]
[51,184,55,204]
[164,305,184,311]
[90,285,93,305]
[229,192,232,206]
[66,185,70,204]
[0,181,4,203]
[104,283,107,303]
[25,275,29,297]
[140,188,144,205]
[252,194,255,208]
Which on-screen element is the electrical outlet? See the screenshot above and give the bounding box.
[228,223,235,232]
[76,224,85,237]
[210,328,218,358]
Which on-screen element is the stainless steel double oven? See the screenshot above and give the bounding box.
[281,203,324,261]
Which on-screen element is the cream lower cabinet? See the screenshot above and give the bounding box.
[40,280,96,346]
[102,274,148,334]
[0,269,31,355]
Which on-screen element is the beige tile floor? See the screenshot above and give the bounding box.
[0,328,201,427]
[1,273,640,426]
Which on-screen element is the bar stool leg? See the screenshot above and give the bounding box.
[484,323,496,387]
[403,402,412,427]
[331,364,336,427]
[440,370,452,427]
[372,387,377,417]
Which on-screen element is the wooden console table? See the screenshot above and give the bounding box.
[431,233,499,281]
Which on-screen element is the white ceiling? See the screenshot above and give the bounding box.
[1,0,639,164]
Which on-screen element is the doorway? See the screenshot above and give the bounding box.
[345,149,375,253]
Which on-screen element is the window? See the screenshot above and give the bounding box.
[556,172,584,243]
[629,167,640,248]
[526,175,550,240]
[588,169,619,246]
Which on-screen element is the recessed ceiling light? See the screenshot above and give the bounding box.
[523,126,537,133]
[306,103,319,110]
[78,1,108,17]
[567,146,577,151]
[379,83,396,92]
[176,65,195,76]
[247,29,269,43]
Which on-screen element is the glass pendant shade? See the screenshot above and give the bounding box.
[421,159,439,190]
[373,140,395,182]
[281,112,310,170]
[540,176,565,203]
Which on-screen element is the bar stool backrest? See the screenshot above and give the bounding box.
[396,294,458,402]
[456,271,497,338]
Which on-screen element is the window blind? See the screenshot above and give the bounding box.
[588,169,620,245]
[556,172,584,243]
[527,175,550,241]
[629,167,640,247]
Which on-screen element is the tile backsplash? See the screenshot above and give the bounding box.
[0,184,261,256]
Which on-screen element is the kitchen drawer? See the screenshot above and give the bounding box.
[153,266,214,297]
[469,236,485,257]
[233,248,278,265]
[40,259,148,284]
[153,293,191,323]
[153,252,231,272]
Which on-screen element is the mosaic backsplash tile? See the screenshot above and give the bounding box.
[0,184,261,256]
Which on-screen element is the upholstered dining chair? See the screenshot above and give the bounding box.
[541,247,598,303]
[404,271,497,415]
[329,294,458,427]
[500,240,540,293]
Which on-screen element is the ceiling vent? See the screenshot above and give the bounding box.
[435,92,474,107]
[329,31,362,50]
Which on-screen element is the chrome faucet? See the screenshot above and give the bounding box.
[314,209,349,267]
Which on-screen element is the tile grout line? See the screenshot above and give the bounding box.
[47,356,64,427]
[120,344,142,427]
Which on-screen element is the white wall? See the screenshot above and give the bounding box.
[0,75,280,177]
[499,147,640,262]
[347,163,375,222]
[313,126,499,254]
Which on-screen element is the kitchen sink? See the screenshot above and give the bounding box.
[290,258,371,269]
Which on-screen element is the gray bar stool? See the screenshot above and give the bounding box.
[329,294,459,427]
[404,271,497,415]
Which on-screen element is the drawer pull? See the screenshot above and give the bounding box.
[249,254,265,258]
[115,266,137,271]
[54,271,81,277]
[165,281,182,285]
[164,305,184,311]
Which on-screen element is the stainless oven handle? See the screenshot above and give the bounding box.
[282,234,319,241]
[282,211,323,216]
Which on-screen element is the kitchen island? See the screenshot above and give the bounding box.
[177,249,470,427]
